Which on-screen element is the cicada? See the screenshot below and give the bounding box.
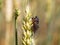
[31,16,39,33]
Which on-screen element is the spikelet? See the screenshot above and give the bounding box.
[22,5,33,45]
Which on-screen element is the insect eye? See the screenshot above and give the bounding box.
[35,16,39,24]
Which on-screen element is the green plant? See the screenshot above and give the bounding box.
[22,9,33,45]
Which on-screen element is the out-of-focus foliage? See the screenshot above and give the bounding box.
[0,0,2,10]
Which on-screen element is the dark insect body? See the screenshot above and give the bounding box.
[32,16,39,33]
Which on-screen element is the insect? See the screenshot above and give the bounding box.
[31,16,39,33]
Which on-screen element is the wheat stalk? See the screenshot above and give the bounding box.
[22,5,34,45]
